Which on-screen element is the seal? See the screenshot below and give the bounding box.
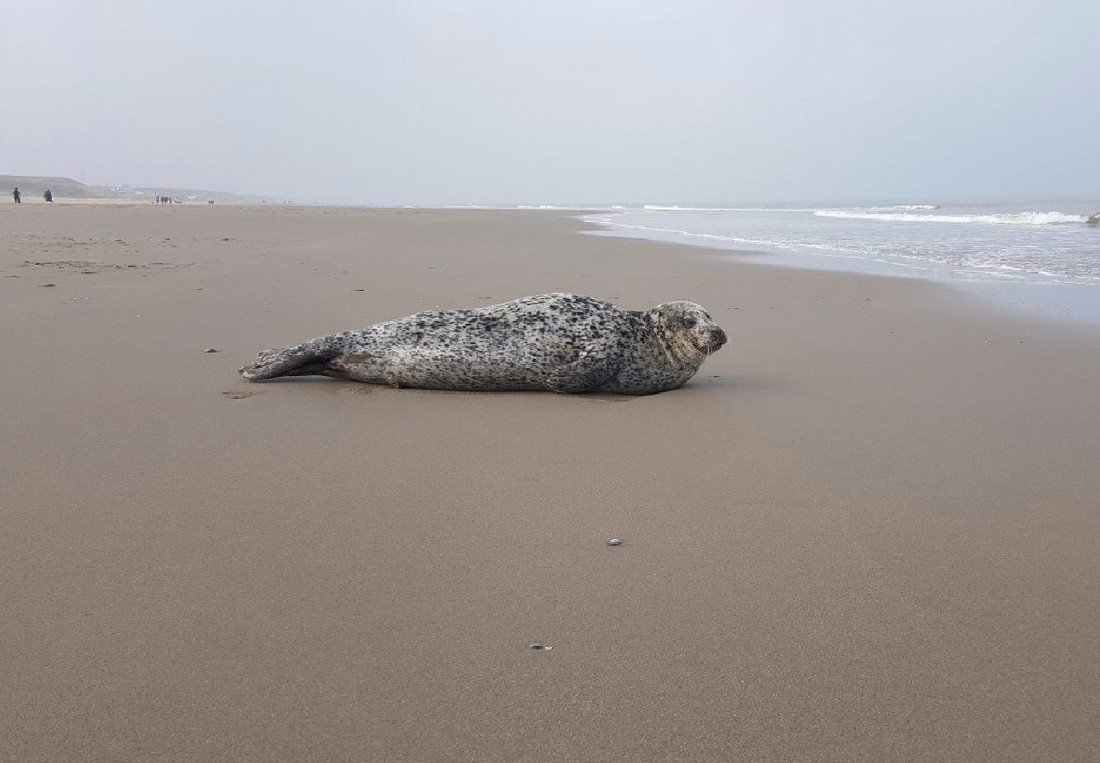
[239,293,726,395]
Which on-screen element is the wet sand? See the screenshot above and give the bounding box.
[2,203,1098,759]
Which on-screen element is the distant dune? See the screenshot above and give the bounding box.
[0,174,284,203]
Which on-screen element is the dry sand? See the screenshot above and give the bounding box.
[2,203,1099,759]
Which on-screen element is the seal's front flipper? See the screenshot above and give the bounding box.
[545,349,618,394]
[239,336,344,381]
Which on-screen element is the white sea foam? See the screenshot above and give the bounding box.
[813,210,1087,225]
[642,205,807,212]
[848,204,939,211]
[513,204,579,210]
[588,218,862,255]
[641,204,940,213]
[582,201,1100,286]
[643,205,723,211]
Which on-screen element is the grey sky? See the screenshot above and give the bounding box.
[3,1,1097,204]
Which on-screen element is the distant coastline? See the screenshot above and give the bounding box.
[0,174,285,204]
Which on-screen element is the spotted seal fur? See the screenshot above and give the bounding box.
[239,293,726,395]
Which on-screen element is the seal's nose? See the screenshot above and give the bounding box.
[709,327,728,350]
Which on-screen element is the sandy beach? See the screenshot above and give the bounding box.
[2,203,1099,759]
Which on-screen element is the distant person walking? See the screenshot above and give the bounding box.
[44,189,53,203]
[13,187,21,204]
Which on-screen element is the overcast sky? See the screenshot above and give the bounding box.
[2,1,1097,204]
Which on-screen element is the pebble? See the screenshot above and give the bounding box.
[204,348,219,353]
[607,538,623,547]
[529,642,552,650]
[39,283,56,287]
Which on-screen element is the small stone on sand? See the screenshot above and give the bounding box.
[204,348,219,353]
[608,538,623,546]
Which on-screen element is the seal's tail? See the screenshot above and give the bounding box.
[239,335,345,381]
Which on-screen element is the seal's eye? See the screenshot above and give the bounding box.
[681,316,697,328]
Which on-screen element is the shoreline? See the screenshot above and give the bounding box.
[580,207,1100,330]
[2,204,1099,759]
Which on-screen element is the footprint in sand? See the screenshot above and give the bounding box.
[222,390,259,400]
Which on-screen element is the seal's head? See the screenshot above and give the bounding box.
[648,301,727,363]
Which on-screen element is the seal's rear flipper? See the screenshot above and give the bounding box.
[239,337,344,381]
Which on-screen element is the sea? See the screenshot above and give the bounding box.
[578,199,1100,327]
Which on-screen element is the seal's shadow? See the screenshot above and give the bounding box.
[243,376,639,402]
[689,374,793,393]
[238,374,788,400]
[565,392,635,404]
